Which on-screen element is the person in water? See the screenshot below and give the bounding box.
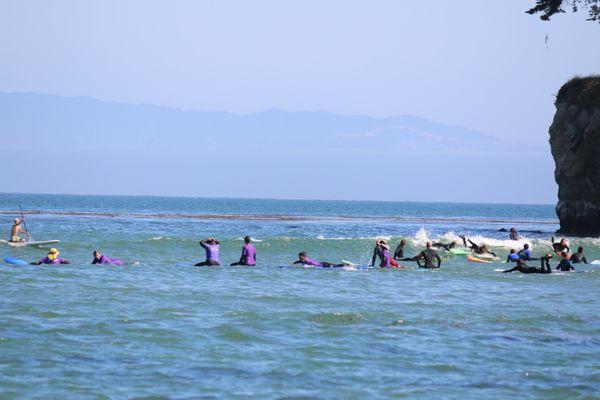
[509,227,519,241]
[502,255,552,274]
[230,236,256,266]
[91,250,124,265]
[30,248,70,265]
[9,218,29,242]
[370,239,400,268]
[460,236,497,257]
[551,236,570,254]
[506,249,520,263]
[570,246,587,264]
[393,239,407,259]
[195,238,220,266]
[431,241,457,251]
[416,241,442,269]
[517,243,532,261]
[293,251,344,268]
[556,252,575,272]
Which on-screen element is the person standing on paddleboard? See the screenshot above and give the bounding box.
[195,238,221,266]
[9,218,29,242]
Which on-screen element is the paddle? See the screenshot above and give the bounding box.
[19,205,31,241]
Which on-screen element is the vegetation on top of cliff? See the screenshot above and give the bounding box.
[556,76,600,108]
[527,0,600,22]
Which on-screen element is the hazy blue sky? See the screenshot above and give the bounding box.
[1,1,598,203]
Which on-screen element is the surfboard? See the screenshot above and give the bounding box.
[590,260,600,265]
[467,255,492,263]
[4,256,28,266]
[0,239,60,248]
[449,248,470,256]
[475,254,499,261]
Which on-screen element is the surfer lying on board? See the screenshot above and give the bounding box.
[431,241,457,251]
[9,218,29,242]
[502,255,552,274]
[230,236,256,266]
[369,239,400,268]
[556,252,575,271]
[92,250,124,265]
[459,235,497,257]
[570,246,587,264]
[195,238,220,266]
[293,251,345,267]
[30,248,70,265]
[551,236,570,255]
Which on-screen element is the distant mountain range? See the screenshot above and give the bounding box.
[0,92,552,203]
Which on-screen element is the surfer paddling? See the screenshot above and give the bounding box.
[30,248,70,265]
[9,218,29,242]
[293,251,345,268]
[92,250,124,265]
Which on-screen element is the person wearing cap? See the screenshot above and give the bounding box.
[30,248,70,265]
[9,218,29,242]
[370,239,394,268]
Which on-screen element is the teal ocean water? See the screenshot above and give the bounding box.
[1,193,599,399]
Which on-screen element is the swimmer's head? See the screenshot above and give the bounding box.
[244,236,251,243]
[510,227,516,232]
[426,241,432,249]
[400,239,406,245]
[510,249,516,254]
[523,243,529,249]
[560,239,567,246]
[93,250,101,258]
[578,246,584,253]
[47,248,59,260]
[298,251,307,261]
[13,218,20,225]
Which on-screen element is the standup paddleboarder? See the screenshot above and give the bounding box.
[9,218,29,242]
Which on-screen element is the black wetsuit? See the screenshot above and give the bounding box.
[556,259,575,272]
[503,257,551,274]
[468,239,496,257]
[419,249,441,269]
[432,242,455,251]
[393,243,405,259]
[510,229,519,240]
[551,239,570,254]
[570,252,587,264]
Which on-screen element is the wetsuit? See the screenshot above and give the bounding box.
[551,239,570,254]
[293,258,343,268]
[92,255,124,266]
[196,242,220,266]
[510,229,519,240]
[231,243,256,266]
[419,249,441,269]
[393,243,405,259]
[556,259,575,272]
[570,252,587,264]
[517,248,532,261]
[371,245,391,268]
[506,253,520,262]
[33,257,69,265]
[503,257,551,274]
[432,242,455,251]
[467,239,497,257]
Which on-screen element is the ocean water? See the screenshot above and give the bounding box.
[0,193,598,399]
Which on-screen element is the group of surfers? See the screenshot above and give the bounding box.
[8,218,590,272]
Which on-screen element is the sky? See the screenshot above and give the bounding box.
[0,0,599,203]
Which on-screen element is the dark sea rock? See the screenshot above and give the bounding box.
[549,76,600,236]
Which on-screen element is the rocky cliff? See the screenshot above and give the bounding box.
[549,76,600,236]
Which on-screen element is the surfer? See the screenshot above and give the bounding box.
[502,255,552,274]
[506,249,520,262]
[416,241,441,269]
[91,250,124,265]
[431,241,457,251]
[460,236,497,257]
[509,227,519,240]
[195,238,221,266]
[556,252,575,271]
[230,236,256,266]
[9,218,29,242]
[370,239,399,268]
[393,239,407,259]
[517,243,533,261]
[293,251,344,268]
[570,246,587,264]
[551,236,570,254]
[30,248,70,265]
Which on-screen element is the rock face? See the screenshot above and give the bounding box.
[549,76,600,236]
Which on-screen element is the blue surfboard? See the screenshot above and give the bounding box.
[4,256,28,266]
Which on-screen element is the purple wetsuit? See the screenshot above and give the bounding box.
[302,257,322,267]
[37,257,67,265]
[92,255,124,266]
[201,243,220,263]
[241,244,256,265]
[379,247,391,268]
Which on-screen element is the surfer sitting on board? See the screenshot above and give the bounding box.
[293,251,345,268]
[517,244,533,261]
[92,250,124,265]
[506,249,520,262]
[9,218,28,242]
[369,239,400,268]
[30,248,70,265]
[459,236,497,257]
[551,236,570,255]
[556,252,575,272]
[570,246,587,264]
[502,255,552,274]
[230,236,256,266]
[195,238,221,266]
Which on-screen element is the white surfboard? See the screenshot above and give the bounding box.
[0,239,60,247]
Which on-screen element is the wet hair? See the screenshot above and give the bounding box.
[244,236,251,243]
[510,249,516,254]
[299,251,307,257]
[400,239,406,245]
[93,250,100,256]
[577,246,584,253]
[510,227,516,232]
[523,243,529,249]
